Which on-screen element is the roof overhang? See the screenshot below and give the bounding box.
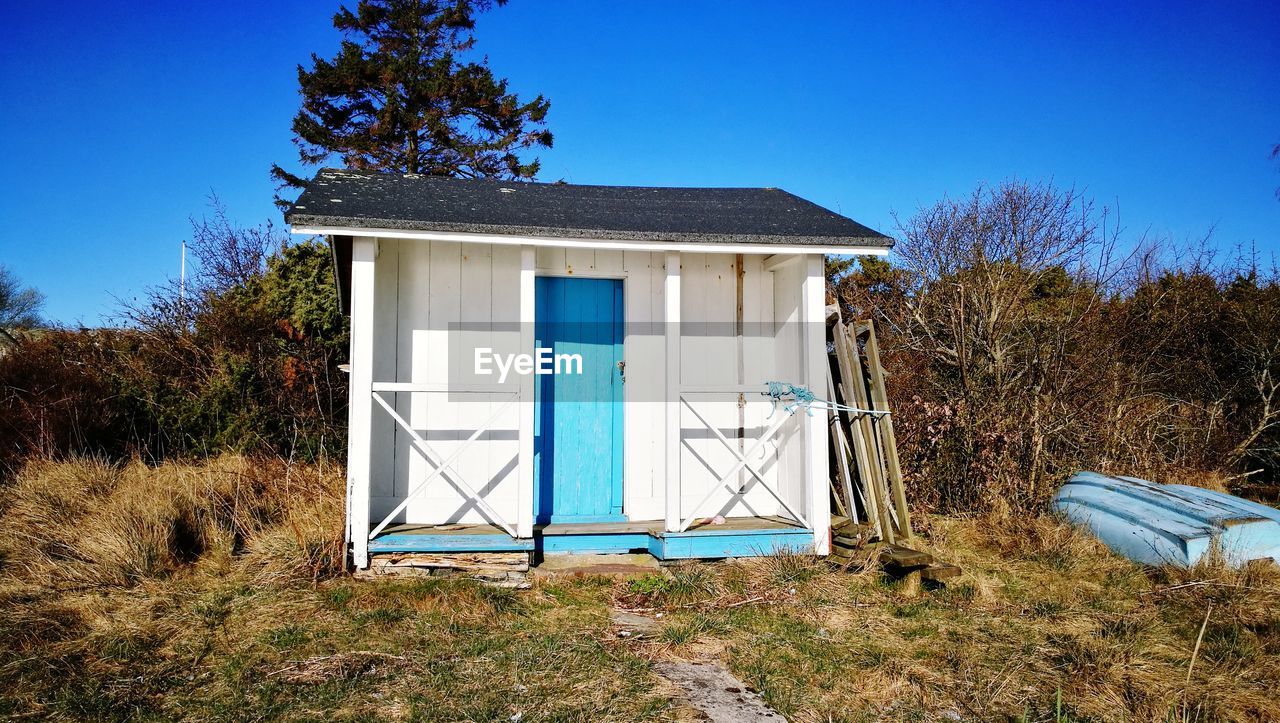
[291,225,891,257]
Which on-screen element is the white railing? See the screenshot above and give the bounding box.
[676,385,810,532]
[368,382,520,539]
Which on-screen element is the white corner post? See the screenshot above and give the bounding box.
[801,253,831,553]
[516,245,537,538]
[347,236,378,568]
[664,251,682,532]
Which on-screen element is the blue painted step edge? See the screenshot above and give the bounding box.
[367,527,816,559]
[541,532,651,555]
[369,533,535,553]
[654,529,814,560]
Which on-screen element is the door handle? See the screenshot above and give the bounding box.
[617,360,626,382]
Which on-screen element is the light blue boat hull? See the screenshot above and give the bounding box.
[1053,471,1280,568]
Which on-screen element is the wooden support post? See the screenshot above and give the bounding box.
[801,254,830,554]
[516,246,536,538]
[664,251,681,532]
[347,236,378,569]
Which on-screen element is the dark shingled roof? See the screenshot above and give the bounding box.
[286,169,893,248]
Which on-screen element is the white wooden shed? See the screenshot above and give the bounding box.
[286,170,893,568]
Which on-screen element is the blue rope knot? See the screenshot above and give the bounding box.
[764,381,816,417]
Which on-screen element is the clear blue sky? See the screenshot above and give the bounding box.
[1,0,1277,325]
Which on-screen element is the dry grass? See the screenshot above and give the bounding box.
[0,458,670,721]
[1,458,1278,721]
[0,455,344,588]
[618,514,1280,722]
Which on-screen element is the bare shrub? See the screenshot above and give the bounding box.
[0,332,134,477]
[832,179,1280,513]
[0,264,44,331]
[0,208,348,475]
[882,180,1124,509]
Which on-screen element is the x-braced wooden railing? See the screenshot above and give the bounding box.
[368,382,520,539]
[676,385,810,533]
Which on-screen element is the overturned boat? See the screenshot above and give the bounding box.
[1053,471,1280,568]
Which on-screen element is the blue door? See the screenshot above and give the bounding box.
[534,276,625,524]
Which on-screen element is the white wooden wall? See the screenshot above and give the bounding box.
[676,253,804,523]
[370,240,524,525]
[363,238,814,528]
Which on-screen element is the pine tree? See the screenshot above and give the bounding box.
[272,0,552,206]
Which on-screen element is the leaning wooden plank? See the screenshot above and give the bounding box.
[847,323,902,537]
[825,381,851,519]
[833,321,887,540]
[826,364,858,522]
[829,478,849,517]
[837,323,896,543]
[826,307,858,519]
[834,400,871,519]
[829,332,880,534]
[858,319,914,541]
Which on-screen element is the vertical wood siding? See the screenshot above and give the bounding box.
[367,238,810,526]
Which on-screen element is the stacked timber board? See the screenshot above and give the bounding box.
[828,516,875,566]
[826,311,913,544]
[355,551,532,588]
[829,516,962,585]
[825,310,963,584]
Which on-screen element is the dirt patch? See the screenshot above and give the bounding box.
[610,609,665,638]
[654,660,784,722]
